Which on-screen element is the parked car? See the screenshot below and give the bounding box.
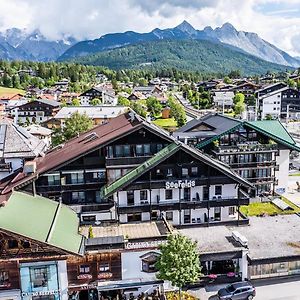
[217,282,256,300]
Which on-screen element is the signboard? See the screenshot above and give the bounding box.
[166,180,195,189]
[125,240,166,250]
[77,274,93,280]
[98,272,113,279]
[21,290,60,297]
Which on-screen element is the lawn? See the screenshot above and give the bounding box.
[240,197,300,217]
[289,172,300,176]
[0,87,25,95]
[153,117,177,128]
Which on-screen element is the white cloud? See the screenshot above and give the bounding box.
[0,0,299,56]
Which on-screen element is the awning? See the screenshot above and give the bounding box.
[200,250,243,261]
[97,279,164,291]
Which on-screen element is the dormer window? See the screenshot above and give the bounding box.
[140,252,160,273]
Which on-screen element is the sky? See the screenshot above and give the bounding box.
[0,0,300,56]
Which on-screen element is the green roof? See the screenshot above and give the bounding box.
[0,191,84,255]
[245,120,300,151]
[101,143,179,197]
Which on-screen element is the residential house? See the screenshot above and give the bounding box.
[25,124,52,148]
[213,91,234,111]
[44,106,129,129]
[80,87,117,106]
[11,99,60,124]
[0,118,47,180]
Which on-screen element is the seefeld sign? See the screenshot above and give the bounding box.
[166,180,195,189]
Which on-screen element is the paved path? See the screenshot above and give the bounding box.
[189,277,300,300]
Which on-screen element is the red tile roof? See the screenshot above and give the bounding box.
[0,111,172,195]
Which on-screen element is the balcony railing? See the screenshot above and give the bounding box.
[230,161,277,168]
[215,143,278,154]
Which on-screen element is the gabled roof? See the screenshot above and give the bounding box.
[101,141,253,198]
[0,191,84,255]
[0,112,173,194]
[192,115,300,152]
[244,120,300,151]
[174,114,242,140]
[0,118,47,158]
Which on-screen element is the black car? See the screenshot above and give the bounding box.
[217,282,256,300]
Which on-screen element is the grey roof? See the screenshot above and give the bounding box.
[230,215,300,260]
[173,113,242,139]
[85,236,124,246]
[35,99,60,107]
[0,118,47,158]
[54,106,129,119]
[179,226,243,254]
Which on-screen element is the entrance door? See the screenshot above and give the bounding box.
[214,207,221,221]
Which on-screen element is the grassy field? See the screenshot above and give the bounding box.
[153,117,177,128]
[0,87,25,96]
[240,197,300,217]
[289,172,300,176]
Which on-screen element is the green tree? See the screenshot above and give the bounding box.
[91,98,101,106]
[52,112,93,146]
[146,97,162,116]
[234,101,245,116]
[233,93,245,104]
[168,96,187,127]
[156,234,201,298]
[71,98,81,106]
[130,102,147,118]
[287,78,296,89]
[265,114,273,120]
[224,76,232,84]
[118,96,131,106]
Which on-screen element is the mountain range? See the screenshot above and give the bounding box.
[0,21,299,73]
[59,21,300,68]
[0,28,77,61]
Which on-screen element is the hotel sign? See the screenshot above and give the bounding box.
[166,180,195,189]
[125,240,166,250]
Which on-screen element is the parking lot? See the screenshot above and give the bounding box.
[190,276,300,300]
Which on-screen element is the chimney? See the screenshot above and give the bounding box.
[24,161,36,175]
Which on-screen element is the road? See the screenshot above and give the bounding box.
[190,277,300,300]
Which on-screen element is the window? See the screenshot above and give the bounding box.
[115,145,123,157]
[8,240,18,249]
[144,144,151,155]
[141,252,160,273]
[127,191,134,206]
[99,262,110,272]
[71,172,84,184]
[165,189,173,200]
[166,168,173,177]
[136,144,143,156]
[140,190,148,201]
[72,191,85,203]
[229,207,235,215]
[0,271,9,287]
[124,145,131,157]
[182,168,189,177]
[191,167,198,176]
[183,188,190,201]
[165,211,173,221]
[79,265,90,274]
[47,174,60,186]
[215,185,222,195]
[30,267,49,288]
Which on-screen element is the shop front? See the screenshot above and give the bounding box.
[19,260,68,300]
[249,257,300,279]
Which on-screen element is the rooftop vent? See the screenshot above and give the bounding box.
[232,231,248,247]
[80,132,99,144]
